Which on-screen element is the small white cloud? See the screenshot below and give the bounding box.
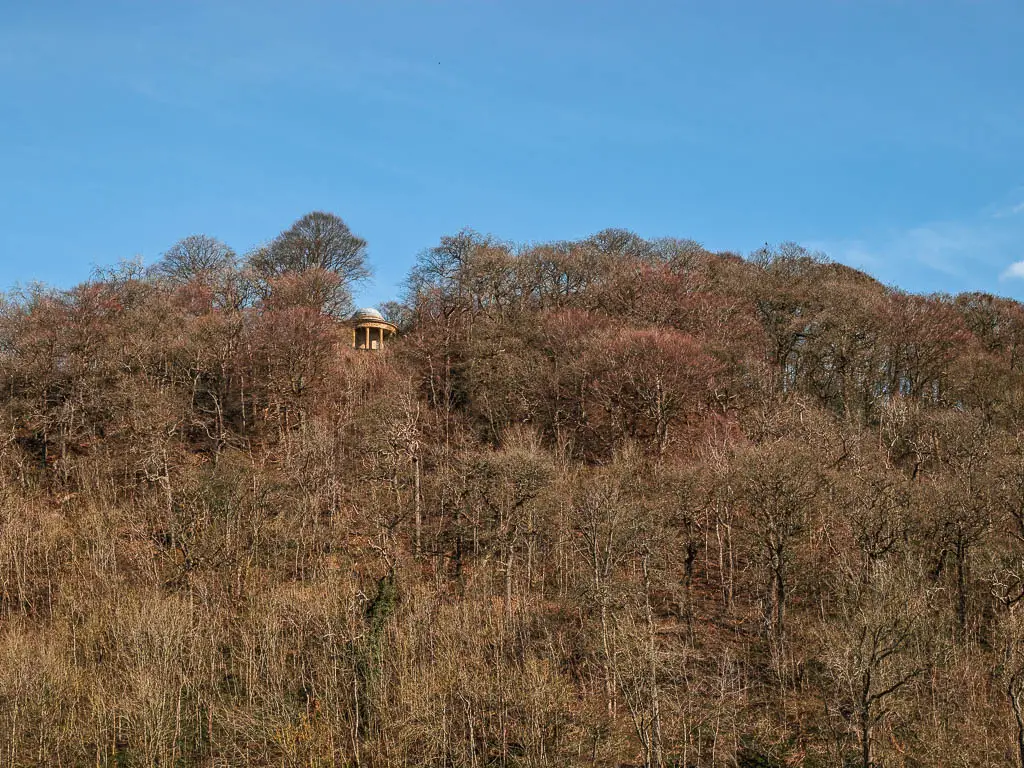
[1001,261,1024,280]
[812,194,1024,294]
[993,202,1024,219]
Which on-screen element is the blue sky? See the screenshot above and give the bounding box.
[2,0,1023,305]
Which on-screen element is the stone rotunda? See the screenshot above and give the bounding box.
[349,307,397,350]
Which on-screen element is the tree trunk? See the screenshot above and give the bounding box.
[504,545,514,623]
[956,538,969,637]
[642,553,664,768]
[775,565,786,640]
[413,454,422,556]
[594,536,615,719]
[1009,678,1024,768]
[859,670,872,768]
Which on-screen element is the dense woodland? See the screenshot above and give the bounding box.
[4,212,1024,766]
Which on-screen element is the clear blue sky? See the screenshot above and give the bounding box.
[2,1,1023,305]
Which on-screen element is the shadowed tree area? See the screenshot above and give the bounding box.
[2,221,1024,766]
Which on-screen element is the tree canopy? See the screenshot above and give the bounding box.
[249,210,370,284]
[1,221,1024,766]
[154,234,236,284]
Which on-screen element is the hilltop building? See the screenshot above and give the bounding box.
[350,307,397,350]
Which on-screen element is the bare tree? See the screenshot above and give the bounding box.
[730,440,820,643]
[822,564,927,768]
[154,235,237,285]
[996,610,1024,768]
[250,211,370,286]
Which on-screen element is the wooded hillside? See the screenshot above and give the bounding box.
[3,217,1024,767]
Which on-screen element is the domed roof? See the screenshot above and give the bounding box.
[351,307,386,323]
